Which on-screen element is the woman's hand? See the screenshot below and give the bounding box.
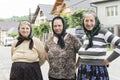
[103,59,109,67]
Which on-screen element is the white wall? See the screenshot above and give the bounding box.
[96,1,120,27]
[34,10,46,25]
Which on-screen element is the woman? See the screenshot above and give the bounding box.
[10,21,46,80]
[77,11,120,80]
[45,16,82,80]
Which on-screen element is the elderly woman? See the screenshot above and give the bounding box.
[10,21,46,80]
[77,11,120,80]
[45,16,82,80]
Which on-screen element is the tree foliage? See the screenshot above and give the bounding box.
[40,22,50,34]
[61,14,71,29]
[0,18,5,21]
[71,9,85,26]
[8,33,18,38]
[32,25,41,37]
[32,22,50,37]
[61,9,86,28]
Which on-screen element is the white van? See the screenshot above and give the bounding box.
[3,37,14,46]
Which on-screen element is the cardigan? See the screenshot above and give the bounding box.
[11,37,46,66]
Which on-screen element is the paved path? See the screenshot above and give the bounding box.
[41,61,49,80]
[0,47,120,80]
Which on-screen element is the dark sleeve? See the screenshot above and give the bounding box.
[107,51,119,62]
[104,30,120,62]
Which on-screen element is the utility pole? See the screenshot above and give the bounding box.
[29,8,31,22]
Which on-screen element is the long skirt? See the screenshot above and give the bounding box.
[10,62,43,80]
[77,64,109,80]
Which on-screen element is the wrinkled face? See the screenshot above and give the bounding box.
[19,24,31,38]
[53,19,63,34]
[84,14,95,31]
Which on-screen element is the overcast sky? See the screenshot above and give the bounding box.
[0,0,55,18]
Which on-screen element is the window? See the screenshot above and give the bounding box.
[106,6,118,16]
[40,11,44,17]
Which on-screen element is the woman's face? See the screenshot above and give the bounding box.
[53,19,63,34]
[19,24,31,38]
[84,14,96,31]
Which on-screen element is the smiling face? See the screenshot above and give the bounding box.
[83,14,96,31]
[53,19,63,35]
[18,22,31,38]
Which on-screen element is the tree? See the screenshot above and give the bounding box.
[39,22,50,41]
[61,14,71,29]
[40,22,50,34]
[32,22,51,41]
[61,9,86,28]
[8,33,18,38]
[69,9,85,28]
[0,18,5,21]
[32,25,41,37]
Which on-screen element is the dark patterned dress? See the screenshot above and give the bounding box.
[45,34,81,80]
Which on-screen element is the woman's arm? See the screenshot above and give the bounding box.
[104,29,120,63]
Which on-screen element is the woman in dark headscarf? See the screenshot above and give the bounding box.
[77,11,120,80]
[45,16,81,80]
[10,21,46,80]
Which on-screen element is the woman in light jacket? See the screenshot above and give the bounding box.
[10,21,46,80]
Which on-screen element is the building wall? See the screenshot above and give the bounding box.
[0,31,7,44]
[34,11,46,25]
[96,1,120,27]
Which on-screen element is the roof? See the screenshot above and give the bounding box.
[51,0,93,15]
[51,0,66,15]
[65,0,91,12]
[0,22,19,32]
[31,4,54,24]
[39,4,54,20]
[91,0,119,4]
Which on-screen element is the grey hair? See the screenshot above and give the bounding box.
[18,21,31,29]
[18,21,32,36]
[82,10,97,19]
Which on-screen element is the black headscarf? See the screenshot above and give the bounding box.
[83,16,101,50]
[52,16,67,49]
[15,21,33,49]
